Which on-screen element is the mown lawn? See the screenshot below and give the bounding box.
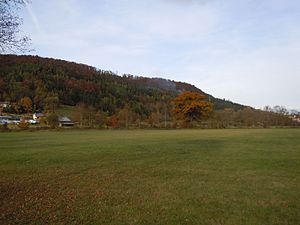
[0,129,300,225]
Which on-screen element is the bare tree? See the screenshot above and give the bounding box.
[272,105,288,115]
[0,0,31,53]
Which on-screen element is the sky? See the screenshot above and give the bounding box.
[19,0,300,110]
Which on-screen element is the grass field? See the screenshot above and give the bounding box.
[0,129,300,225]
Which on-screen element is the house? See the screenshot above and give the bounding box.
[0,102,10,108]
[0,116,11,124]
[33,113,46,121]
[292,115,300,123]
[0,115,20,124]
[58,116,74,127]
[0,102,10,114]
[10,115,21,124]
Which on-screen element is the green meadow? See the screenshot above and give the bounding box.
[1,129,300,224]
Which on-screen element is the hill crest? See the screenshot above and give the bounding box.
[0,54,245,112]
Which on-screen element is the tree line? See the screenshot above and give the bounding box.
[0,55,298,129]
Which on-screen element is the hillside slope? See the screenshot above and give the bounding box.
[0,55,245,113]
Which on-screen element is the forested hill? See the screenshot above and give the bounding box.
[0,54,245,116]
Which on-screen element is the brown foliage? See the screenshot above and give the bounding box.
[18,119,29,130]
[19,96,32,113]
[109,115,118,128]
[172,91,213,122]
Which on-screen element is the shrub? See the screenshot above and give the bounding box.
[47,113,59,128]
[18,119,29,130]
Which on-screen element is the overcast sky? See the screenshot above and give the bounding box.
[20,0,300,109]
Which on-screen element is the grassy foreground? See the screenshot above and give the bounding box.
[0,129,300,225]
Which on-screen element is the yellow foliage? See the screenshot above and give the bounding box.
[172,91,213,122]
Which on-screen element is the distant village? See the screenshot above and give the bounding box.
[0,101,74,128]
[1,100,300,130]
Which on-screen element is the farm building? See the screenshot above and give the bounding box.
[33,113,46,121]
[0,102,10,108]
[58,117,74,127]
[0,115,20,124]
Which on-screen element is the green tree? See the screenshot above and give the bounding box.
[44,94,59,113]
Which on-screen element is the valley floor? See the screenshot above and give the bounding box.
[1,129,300,224]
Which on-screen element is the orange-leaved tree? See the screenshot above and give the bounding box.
[172,91,213,123]
[19,96,33,113]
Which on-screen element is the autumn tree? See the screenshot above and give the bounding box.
[34,80,47,110]
[19,96,32,113]
[214,108,236,128]
[148,111,161,128]
[73,102,86,126]
[109,114,118,128]
[117,104,131,128]
[18,118,29,129]
[172,92,213,124]
[74,102,103,127]
[0,54,249,127]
